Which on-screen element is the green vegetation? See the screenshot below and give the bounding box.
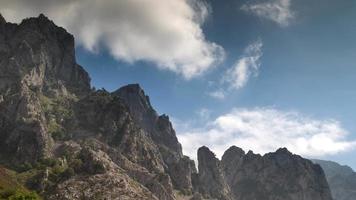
[6,149,88,197]
[0,189,40,200]
[39,95,76,141]
[0,166,41,200]
[19,157,79,195]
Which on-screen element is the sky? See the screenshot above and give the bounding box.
[1,0,356,169]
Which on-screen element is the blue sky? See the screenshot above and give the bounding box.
[2,0,356,169]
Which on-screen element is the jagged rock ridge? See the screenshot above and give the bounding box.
[0,13,334,200]
[194,146,333,200]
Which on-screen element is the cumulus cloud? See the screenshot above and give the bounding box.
[0,0,224,79]
[224,39,263,90]
[241,0,294,27]
[176,108,356,161]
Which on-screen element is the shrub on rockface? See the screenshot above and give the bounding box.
[39,95,75,141]
[0,189,41,200]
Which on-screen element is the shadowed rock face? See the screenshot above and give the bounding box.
[0,14,5,24]
[0,13,335,200]
[313,159,356,200]
[195,146,233,200]
[221,147,333,200]
[194,146,333,200]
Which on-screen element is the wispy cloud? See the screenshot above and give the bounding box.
[177,107,356,161]
[207,39,262,99]
[241,0,295,27]
[0,0,224,79]
[223,39,263,90]
[208,89,226,100]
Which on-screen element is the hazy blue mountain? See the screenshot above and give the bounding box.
[313,159,356,200]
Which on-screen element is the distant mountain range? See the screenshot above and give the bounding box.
[0,13,344,200]
[313,159,356,200]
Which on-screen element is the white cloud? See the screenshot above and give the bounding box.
[0,0,224,79]
[177,108,356,161]
[241,0,294,27]
[206,40,262,100]
[224,39,263,90]
[208,90,226,100]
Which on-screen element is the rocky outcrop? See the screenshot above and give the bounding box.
[114,84,182,155]
[221,147,333,200]
[195,146,233,200]
[115,84,196,193]
[313,159,356,200]
[48,147,158,200]
[192,145,333,200]
[0,14,5,24]
[0,14,90,95]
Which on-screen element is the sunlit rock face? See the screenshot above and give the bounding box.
[0,13,90,164]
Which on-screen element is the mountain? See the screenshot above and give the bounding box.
[313,159,356,200]
[193,146,333,200]
[0,13,334,200]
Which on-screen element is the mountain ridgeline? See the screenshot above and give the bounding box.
[0,14,334,200]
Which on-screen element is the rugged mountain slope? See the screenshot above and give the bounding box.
[114,84,196,193]
[313,159,356,200]
[0,13,181,200]
[0,13,335,200]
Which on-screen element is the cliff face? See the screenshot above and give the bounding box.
[0,13,335,200]
[313,159,356,200]
[0,13,90,164]
[195,146,233,200]
[222,147,333,200]
[114,85,196,193]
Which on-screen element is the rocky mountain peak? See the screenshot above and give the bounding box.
[115,83,153,110]
[223,146,245,159]
[275,147,292,155]
[114,84,157,133]
[197,146,216,161]
[221,146,332,200]
[114,83,194,192]
[0,13,91,96]
[196,146,233,200]
[0,14,5,24]
[114,83,183,156]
